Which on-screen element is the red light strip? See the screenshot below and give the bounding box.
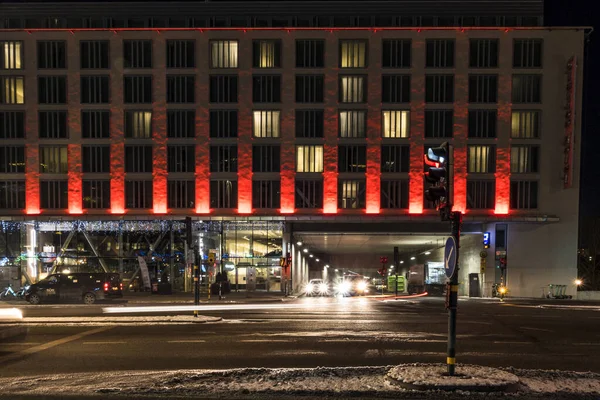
[366,72,381,215]
[195,105,210,214]
[323,39,338,214]
[495,75,512,215]
[67,144,83,214]
[237,71,253,215]
[408,72,425,214]
[452,67,468,214]
[280,72,296,214]
[110,103,125,214]
[25,144,40,215]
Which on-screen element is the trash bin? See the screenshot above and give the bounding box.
[157,282,172,295]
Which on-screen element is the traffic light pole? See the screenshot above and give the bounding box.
[446,210,462,376]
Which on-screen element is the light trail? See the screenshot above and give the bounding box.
[102,303,331,314]
[0,308,23,320]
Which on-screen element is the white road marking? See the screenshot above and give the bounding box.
[0,342,41,346]
[82,341,126,345]
[240,339,291,343]
[167,340,207,343]
[269,350,328,356]
[492,341,532,345]
[0,326,113,364]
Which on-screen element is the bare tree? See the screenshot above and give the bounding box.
[579,218,600,290]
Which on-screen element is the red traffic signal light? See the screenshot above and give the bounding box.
[378,268,386,276]
[380,256,388,264]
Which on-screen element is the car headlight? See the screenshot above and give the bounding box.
[336,281,351,294]
[499,287,507,294]
[318,283,328,293]
[305,284,314,293]
[357,281,367,291]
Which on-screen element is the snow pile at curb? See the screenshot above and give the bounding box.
[0,365,599,399]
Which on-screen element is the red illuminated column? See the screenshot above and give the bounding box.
[110,37,125,214]
[67,36,83,214]
[452,35,468,214]
[366,34,382,214]
[408,38,425,214]
[495,73,512,215]
[152,34,167,214]
[195,41,210,214]
[279,37,295,214]
[25,144,40,215]
[323,34,338,214]
[237,37,253,214]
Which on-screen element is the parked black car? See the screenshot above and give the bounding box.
[25,273,123,305]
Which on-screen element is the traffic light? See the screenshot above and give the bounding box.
[424,142,452,221]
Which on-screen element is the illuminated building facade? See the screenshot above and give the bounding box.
[0,0,587,296]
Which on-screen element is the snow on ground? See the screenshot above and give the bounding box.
[0,364,599,399]
[0,315,221,326]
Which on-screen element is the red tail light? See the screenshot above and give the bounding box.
[104,282,109,291]
[119,283,123,290]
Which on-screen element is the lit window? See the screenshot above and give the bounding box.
[339,76,365,103]
[211,40,238,68]
[254,40,280,68]
[511,145,539,173]
[253,110,280,138]
[296,145,323,173]
[382,110,410,138]
[340,40,367,68]
[1,76,24,104]
[339,111,366,138]
[339,180,365,209]
[511,110,540,138]
[125,111,152,138]
[467,145,494,173]
[1,41,23,70]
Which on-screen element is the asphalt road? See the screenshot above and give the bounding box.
[1,296,599,379]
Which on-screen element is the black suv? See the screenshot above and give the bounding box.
[25,273,123,305]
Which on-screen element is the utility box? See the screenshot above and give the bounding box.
[469,273,481,297]
[387,275,406,293]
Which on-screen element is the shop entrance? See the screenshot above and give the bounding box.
[231,263,282,292]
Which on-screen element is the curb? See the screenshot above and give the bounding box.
[0,326,28,340]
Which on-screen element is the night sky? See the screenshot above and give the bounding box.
[546,0,598,217]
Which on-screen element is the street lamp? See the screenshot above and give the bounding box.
[309,254,314,258]
[303,248,308,253]
[575,279,583,286]
[296,241,303,246]
[325,265,329,268]
[400,260,404,264]
[425,251,431,255]
[410,256,416,260]
[316,258,320,262]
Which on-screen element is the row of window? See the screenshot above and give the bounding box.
[0,15,542,30]
[0,38,543,71]
[0,109,542,139]
[0,178,539,210]
[0,73,542,105]
[0,144,539,174]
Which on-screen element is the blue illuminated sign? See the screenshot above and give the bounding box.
[483,232,490,248]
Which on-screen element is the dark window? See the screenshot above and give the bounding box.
[167,75,195,103]
[38,76,67,104]
[125,180,153,209]
[168,180,195,208]
[469,39,498,68]
[82,145,110,173]
[125,145,153,173]
[167,145,195,173]
[167,110,195,138]
[468,110,497,138]
[253,40,281,68]
[426,39,455,68]
[39,111,68,139]
[381,145,409,173]
[252,180,280,209]
[0,146,25,173]
[339,110,366,138]
[339,180,366,209]
[39,146,68,173]
[166,40,195,68]
[512,75,541,103]
[295,110,324,138]
[468,75,498,103]
[338,145,366,173]
[425,75,454,103]
[513,39,543,68]
[210,145,238,172]
[80,41,110,69]
[209,75,238,103]
[425,110,453,138]
[81,76,110,103]
[0,111,25,138]
[296,75,324,103]
[124,76,152,103]
[381,180,409,209]
[252,145,280,172]
[295,180,323,208]
[511,145,540,173]
[209,110,237,138]
[40,180,68,209]
[467,180,495,209]
[253,75,281,103]
[510,180,538,209]
[37,41,66,69]
[382,75,410,103]
[124,40,152,68]
[0,181,25,209]
[382,39,411,68]
[210,180,237,208]
[82,180,110,209]
[296,40,324,68]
